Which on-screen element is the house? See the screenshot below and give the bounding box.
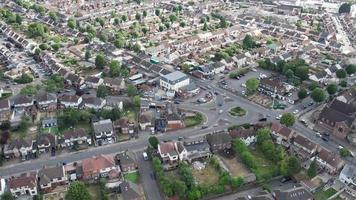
[196,65,214,77]
[315,99,356,139]
[209,62,226,74]
[166,104,183,130]
[176,137,211,163]
[82,154,119,181]
[103,77,124,92]
[38,166,67,192]
[206,132,232,153]
[139,111,153,130]
[0,99,11,122]
[93,119,114,145]
[41,118,57,128]
[3,138,34,160]
[120,181,144,200]
[36,133,56,153]
[8,172,38,197]
[270,122,294,147]
[61,128,91,148]
[117,151,138,173]
[36,92,57,111]
[66,74,84,88]
[104,96,125,110]
[229,128,256,146]
[114,117,132,135]
[259,78,287,96]
[340,164,356,187]
[315,148,345,174]
[58,94,82,108]
[291,134,318,161]
[12,95,34,110]
[85,76,103,89]
[233,54,247,67]
[158,141,179,166]
[160,71,190,92]
[273,186,313,200]
[82,97,106,110]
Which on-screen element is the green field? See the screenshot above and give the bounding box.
[124,171,139,183]
[250,149,279,180]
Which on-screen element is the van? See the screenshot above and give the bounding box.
[143,152,148,160]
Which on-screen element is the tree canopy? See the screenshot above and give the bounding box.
[311,88,326,103]
[245,78,260,93]
[339,3,351,14]
[95,54,106,69]
[326,83,338,95]
[298,88,308,99]
[336,69,347,79]
[66,181,92,200]
[280,113,295,127]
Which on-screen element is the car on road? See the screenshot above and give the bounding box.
[276,114,282,120]
[293,109,299,114]
[322,135,329,142]
[241,83,246,88]
[201,125,208,129]
[143,152,148,160]
[280,176,292,183]
[214,91,219,95]
[251,68,257,72]
[315,132,322,137]
[258,118,267,122]
[218,109,223,114]
[174,101,180,104]
[338,145,344,150]
[299,119,307,126]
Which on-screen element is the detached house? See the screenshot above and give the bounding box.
[58,94,82,108]
[315,148,345,174]
[229,128,256,146]
[82,154,119,182]
[8,172,38,197]
[176,137,211,163]
[66,74,84,88]
[38,166,67,192]
[206,132,232,153]
[158,141,179,168]
[270,122,294,147]
[316,99,356,139]
[93,119,114,145]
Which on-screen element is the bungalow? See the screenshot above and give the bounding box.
[3,138,34,160]
[117,151,138,173]
[114,117,134,135]
[38,166,67,192]
[176,137,211,163]
[315,148,345,175]
[82,154,119,181]
[61,128,91,148]
[0,99,11,122]
[85,76,103,89]
[270,122,294,147]
[158,141,179,166]
[93,119,114,145]
[8,172,38,197]
[58,94,82,108]
[36,92,57,112]
[206,132,232,153]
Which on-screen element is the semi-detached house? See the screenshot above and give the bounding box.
[8,172,38,197]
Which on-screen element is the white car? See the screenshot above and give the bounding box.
[276,114,282,120]
[293,110,299,114]
[315,132,322,137]
[241,83,246,88]
[338,145,344,150]
[251,68,257,72]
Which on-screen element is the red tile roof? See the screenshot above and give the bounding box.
[82,154,115,174]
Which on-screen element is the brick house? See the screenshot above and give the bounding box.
[81,154,119,182]
[8,172,38,197]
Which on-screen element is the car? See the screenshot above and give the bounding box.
[174,101,180,104]
[299,119,307,126]
[259,118,267,122]
[315,132,322,137]
[276,115,282,120]
[338,145,344,150]
[287,93,293,97]
[280,176,292,183]
[201,125,208,129]
[251,68,257,72]
[241,83,246,88]
[218,109,223,114]
[322,136,329,142]
[308,101,314,106]
[247,195,252,200]
[293,109,299,114]
[214,91,219,95]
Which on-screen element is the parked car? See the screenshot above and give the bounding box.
[322,136,329,142]
[201,125,208,129]
[280,176,292,183]
[276,114,282,120]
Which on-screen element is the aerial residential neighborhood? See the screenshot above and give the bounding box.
[0,0,355,200]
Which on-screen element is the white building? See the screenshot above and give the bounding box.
[339,164,356,186]
[160,71,190,92]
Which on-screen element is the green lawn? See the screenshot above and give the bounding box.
[250,149,279,180]
[314,188,337,200]
[41,126,59,135]
[184,113,203,127]
[229,107,246,117]
[124,171,139,183]
[87,184,100,199]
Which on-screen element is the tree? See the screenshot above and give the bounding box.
[298,88,308,99]
[143,10,147,18]
[1,192,14,200]
[295,66,309,80]
[51,43,60,51]
[133,95,141,107]
[67,18,76,29]
[307,160,317,178]
[336,69,347,79]
[169,14,177,22]
[96,17,105,27]
[339,3,351,14]
[231,177,244,189]
[346,64,356,75]
[280,113,295,127]
[49,12,58,22]
[132,43,141,52]
[233,139,248,153]
[66,181,91,200]
[242,35,255,50]
[180,21,186,27]
[155,9,160,16]
[285,69,294,79]
[148,136,159,149]
[85,49,91,61]
[202,22,208,31]
[114,38,125,48]
[97,85,110,98]
[15,14,22,24]
[219,18,228,28]
[326,83,338,95]
[95,54,106,69]
[308,82,319,91]
[339,80,347,87]
[14,73,33,84]
[121,15,127,22]
[142,27,148,35]
[311,88,326,103]
[173,180,187,199]
[39,43,48,50]
[109,60,121,77]
[20,85,40,96]
[27,23,48,38]
[245,78,260,93]
[135,13,141,21]
[287,155,301,175]
[126,84,137,97]
[213,51,229,61]
[256,128,271,146]
[340,148,350,157]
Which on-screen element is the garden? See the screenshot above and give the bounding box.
[229,106,246,117]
